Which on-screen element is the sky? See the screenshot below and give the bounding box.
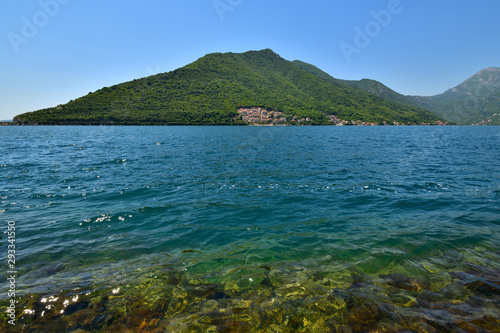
[1,0,499,120]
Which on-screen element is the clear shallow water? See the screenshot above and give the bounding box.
[1,126,499,331]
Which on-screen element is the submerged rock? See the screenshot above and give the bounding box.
[207,291,228,300]
[464,280,500,295]
[416,291,447,309]
[348,303,381,331]
[382,273,427,292]
[389,293,418,307]
[4,256,500,332]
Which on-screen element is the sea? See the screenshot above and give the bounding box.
[1,126,499,332]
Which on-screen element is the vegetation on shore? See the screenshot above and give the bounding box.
[14,49,444,126]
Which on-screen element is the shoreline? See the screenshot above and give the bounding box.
[2,123,470,127]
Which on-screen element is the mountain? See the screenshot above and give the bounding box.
[416,67,500,125]
[292,60,424,110]
[14,49,443,125]
[293,60,500,125]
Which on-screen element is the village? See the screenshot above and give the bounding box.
[236,107,447,126]
[237,108,287,124]
[237,107,317,125]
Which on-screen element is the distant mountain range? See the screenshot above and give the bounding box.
[411,67,500,125]
[293,60,500,125]
[13,49,498,125]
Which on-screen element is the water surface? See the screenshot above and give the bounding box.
[1,126,499,331]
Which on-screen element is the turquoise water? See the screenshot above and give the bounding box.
[1,126,499,331]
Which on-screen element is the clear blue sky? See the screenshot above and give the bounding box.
[1,0,499,120]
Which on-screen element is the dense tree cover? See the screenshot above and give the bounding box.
[14,49,444,125]
[293,60,500,125]
[291,60,444,123]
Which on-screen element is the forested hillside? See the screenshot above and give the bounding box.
[292,60,500,125]
[14,49,443,125]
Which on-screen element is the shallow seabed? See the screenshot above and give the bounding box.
[4,246,500,332]
[0,126,499,332]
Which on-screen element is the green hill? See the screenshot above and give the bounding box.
[14,49,443,125]
[292,60,426,110]
[293,60,500,125]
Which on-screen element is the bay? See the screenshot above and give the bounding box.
[1,126,499,331]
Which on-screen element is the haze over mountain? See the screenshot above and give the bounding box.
[413,67,500,125]
[293,60,500,125]
[13,49,442,126]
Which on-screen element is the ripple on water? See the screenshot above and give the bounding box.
[1,126,498,331]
